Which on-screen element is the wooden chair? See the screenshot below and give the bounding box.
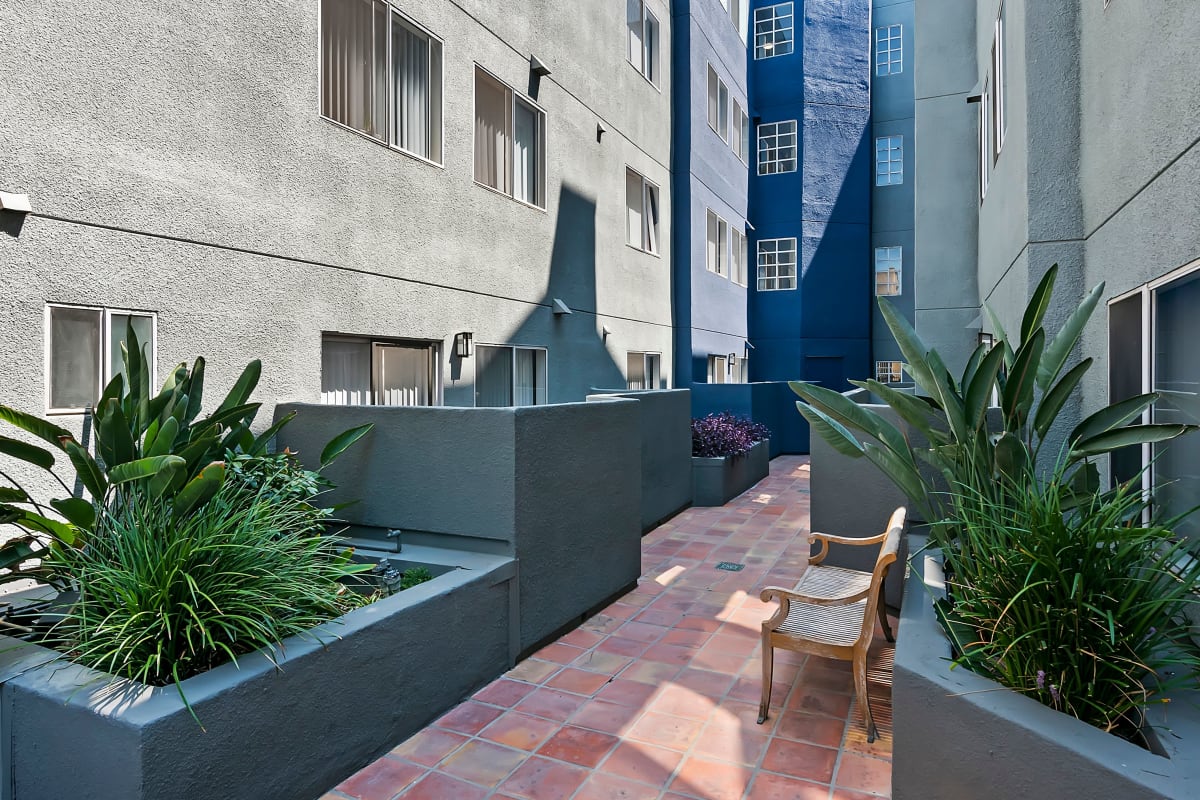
[756,507,906,742]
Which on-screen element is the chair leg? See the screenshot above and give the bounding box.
[878,591,895,644]
[853,650,878,743]
[757,637,774,725]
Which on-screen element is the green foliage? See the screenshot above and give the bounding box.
[400,566,434,590]
[45,479,370,713]
[940,459,1200,735]
[791,264,1197,527]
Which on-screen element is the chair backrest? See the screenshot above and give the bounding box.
[858,507,906,643]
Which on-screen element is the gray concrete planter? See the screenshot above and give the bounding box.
[0,544,516,800]
[691,439,769,506]
[894,535,1200,800]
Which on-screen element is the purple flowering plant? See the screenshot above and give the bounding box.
[691,413,771,458]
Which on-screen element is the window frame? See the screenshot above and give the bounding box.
[875,360,904,384]
[756,237,798,292]
[706,209,730,277]
[707,65,730,142]
[320,333,442,407]
[875,24,903,76]
[707,354,728,384]
[875,135,904,187]
[318,0,446,168]
[992,2,1007,160]
[731,228,748,287]
[473,343,549,407]
[626,350,662,390]
[979,78,991,202]
[45,303,158,415]
[874,246,903,297]
[472,65,548,210]
[754,2,795,60]
[625,167,661,255]
[757,119,798,176]
[626,0,661,87]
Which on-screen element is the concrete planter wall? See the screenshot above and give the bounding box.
[0,546,515,800]
[689,382,811,456]
[894,535,1200,800]
[692,439,769,506]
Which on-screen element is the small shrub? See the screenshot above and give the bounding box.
[400,567,434,590]
[691,413,770,458]
[939,458,1200,738]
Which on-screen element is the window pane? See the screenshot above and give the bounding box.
[731,101,743,155]
[754,2,794,59]
[321,337,372,405]
[644,11,659,83]
[626,170,644,247]
[758,120,798,175]
[1154,274,1200,543]
[717,81,729,140]
[392,15,442,162]
[108,313,153,388]
[706,211,719,272]
[49,307,101,409]
[707,67,719,131]
[627,352,646,390]
[1109,295,1143,487]
[514,348,537,406]
[476,345,513,407]
[627,0,644,72]
[474,69,510,192]
[718,219,729,276]
[375,343,433,406]
[644,182,659,253]
[514,99,539,205]
[321,0,389,140]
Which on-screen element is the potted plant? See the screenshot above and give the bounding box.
[691,412,771,506]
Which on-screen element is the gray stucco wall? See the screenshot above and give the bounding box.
[0,0,675,502]
[274,400,642,654]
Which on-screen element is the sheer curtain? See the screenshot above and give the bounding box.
[375,344,431,406]
[321,338,372,405]
[475,345,513,407]
[643,10,659,82]
[393,17,428,157]
[626,170,643,247]
[474,70,509,191]
[627,353,646,391]
[49,307,101,410]
[514,100,538,205]
[321,0,387,141]
[514,349,536,407]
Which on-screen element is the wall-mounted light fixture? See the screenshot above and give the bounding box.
[0,191,32,213]
[978,332,994,350]
[596,122,607,143]
[530,55,552,77]
[454,331,474,358]
[552,298,573,316]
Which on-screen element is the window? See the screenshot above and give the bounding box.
[475,345,547,407]
[320,0,444,164]
[706,210,729,277]
[627,0,660,84]
[730,0,747,38]
[875,135,903,186]
[758,120,798,175]
[47,305,156,413]
[707,355,728,384]
[321,335,439,406]
[626,352,661,390]
[735,104,750,162]
[474,67,546,208]
[875,361,903,384]
[875,24,902,76]
[626,169,661,253]
[754,3,794,59]
[978,79,991,200]
[731,229,748,286]
[992,2,1007,158]
[874,246,902,296]
[757,238,797,291]
[707,66,730,141]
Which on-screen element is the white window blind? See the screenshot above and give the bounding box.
[474,67,545,207]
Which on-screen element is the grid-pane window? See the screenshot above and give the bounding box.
[474,67,546,207]
[874,246,902,296]
[48,306,156,413]
[626,352,661,390]
[731,229,748,286]
[627,1,660,84]
[757,238,797,291]
[758,120,798,175]
[321,0,443,163]
[875,361,903,384]
[706,210,729,277]
[476,345,547,407]
[875,135,903,186]
[875,24,902,76]
[754,3,794,59]
[626,168,660,254]
[322,335,438,407]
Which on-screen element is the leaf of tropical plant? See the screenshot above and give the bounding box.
[50,497,96,531]
[213,360,262,416]
[98,372,124,414]
[794,402,866,458]
[16,510,76,545]
[148,458,187,498]
[878,299,939,396]
[982,301,1017,369]
[146,416,180,458]
[1071,424,1197,458]
[1037,280,1104,391]
[851,380,949,444]
[965,344,1005,431]
[176,436,221,472]
[199,402,262,432]
[994,432,1030,483]
[173,462,226,518]
[1020,264,1058,345]
[0,405,72,450]
[789,381,911,462]
[0,487,27,503]
[64,440,107,502]
[184,357,206,426]
[863,442,928,509]
[1033,358,1092,439]
[961,340,989,392]
[97,397,136,468]
[249,411,297,456]
[1001,328,1045,429]
[1156,390,1200,424]
[320,423,375,468]
[110,455,187,485]
[1069,393,1158,445]
[0,434,56,470]
[925,349,970,443]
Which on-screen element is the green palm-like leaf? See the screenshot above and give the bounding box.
[0,435,55,470]
[145,416,180,458]
[213,360,262,416]
[1071,424,1196,458]
[1037,281,1104,391]
[109,455,188,485]
[17,511,76,545]
[994,433,1030,482]
[0,405,72,450]
[1069,393,1157,445]
[1001,329,1045,428]
[878,299,939,396]
[249,411,297,456]
[1033,359,1092,440]
[320,423,374,468]
[863,442,927,508]
[173,462,226,518]
[97,397,136,468]
[851,380,948,444]
[982,301,1017,369]
[965,344,1005,430]
[794,402,866,458]
[65,440,107,502]
[1020,265,1058,345]
[50,497,96,531]
[0,537,38,571]
[790,381,911,462]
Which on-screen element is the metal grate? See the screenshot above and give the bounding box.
[715,562,745,572]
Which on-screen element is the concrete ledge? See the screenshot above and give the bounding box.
[894,535,1200,800]
[692,439,769,506]
[0,548,515,800]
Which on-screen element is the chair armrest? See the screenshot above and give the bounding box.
[808,531,888,565]
[760,585,871,609]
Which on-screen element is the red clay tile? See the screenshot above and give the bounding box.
[546,667,612,696]
[536,725,620,768]
[398,771,488,800]
[616,620,671,643]
[473,678,538,708]
[597,636,651,657]
[692,722,770,766]
[506,658,560,684]
[775,710,847,748]
[832,790,888,800]
[573,771,661,800]
[478,711,559,751]
[620,659,683,685]
[761,738,838,783]
[568,698,638,735]
[514,687,590,721]
[560,627,604,649]
[337,757,423,800]
[786,685,853,718]
[437,740,525,788]
[835,753,892,796]
[594,678,659,708]
[641,642,696,666]
[434,701,505,735]
[496,755,589,800]
[626,711,705,751]
[571,648,633,675]
[668,755,752,800]
[599,741,683,787]
[388,728,468,767]
[649,684,716,720]
[672,667,736,700]
[534,642,587,665]
[662,628,713,648]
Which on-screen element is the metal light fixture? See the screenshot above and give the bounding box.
[552,298,573,316]
[0,191,32,213]
[979,332,994,350]
[454,331,474,358]
[530,54,552,77]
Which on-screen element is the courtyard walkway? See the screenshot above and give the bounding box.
[324,456,895,800]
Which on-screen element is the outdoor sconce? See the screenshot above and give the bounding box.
[979,332,994,350]
[454,331,474,358]
[552,298,573,316]
[530,55,552,78]
[727,352,738,369]
[0,191,32,213]
[597,122,607,143]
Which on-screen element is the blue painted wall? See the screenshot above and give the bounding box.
[747,0,872,392]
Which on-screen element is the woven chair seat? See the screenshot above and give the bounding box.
[773,599,867,647]
[794,563,873,601]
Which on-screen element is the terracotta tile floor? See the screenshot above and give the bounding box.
[324,456,894,800]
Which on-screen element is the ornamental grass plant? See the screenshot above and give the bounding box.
[939,458,1200,738]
